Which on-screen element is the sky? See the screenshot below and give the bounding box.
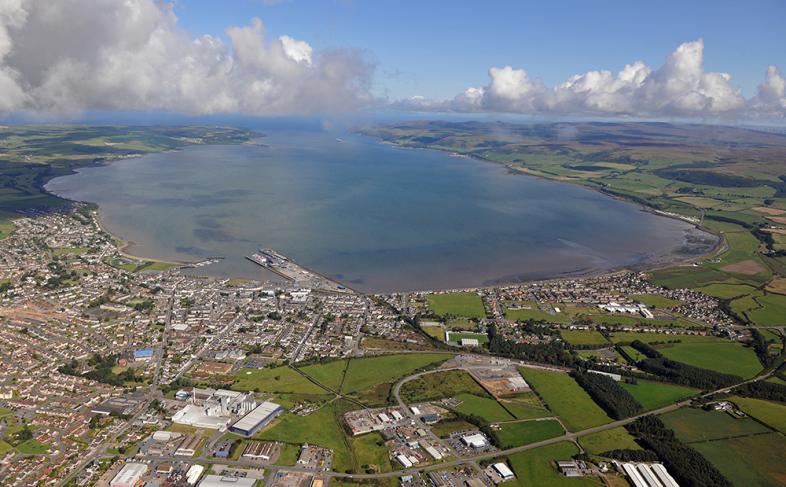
[0,0,785,121]
[174,0,786,101]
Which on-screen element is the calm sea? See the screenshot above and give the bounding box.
[46,130,717,292]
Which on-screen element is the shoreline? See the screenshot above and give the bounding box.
[45,133,724,294]
[377,139,726,280]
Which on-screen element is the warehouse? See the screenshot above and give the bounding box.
[229,401,283,436]
[110,463,148,487]
[492,462,515,481]
[242,440,278,460]
[185,465,204,486]
[461,434,487,448]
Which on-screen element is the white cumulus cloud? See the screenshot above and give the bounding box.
[0,0,375,115]
[397,39,785,120]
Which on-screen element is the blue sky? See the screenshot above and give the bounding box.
[175,0,786,100]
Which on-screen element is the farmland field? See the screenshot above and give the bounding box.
[608,332,720,344]
[492,419,564,449]
[661,407,770,443]
[731,396,786,434]
[578,427,640,455]
[518,368,611,431]
[619,380,696,410]
[692,433,786,487]
[656,341,762,377]
[426,292,485,318]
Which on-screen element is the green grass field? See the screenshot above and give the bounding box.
[299,360,348,391]
[731,396,786,434]
[400,370,487,403]
[453,393,515,423]
[16,439,49,455]
[558,330,608,346]
[445,331,488,344]
[446,319,477,330]
[0,216,14,240]
[426,292,486,318]
[341,354,452,394]
[608,332,720,344]
[505,441,603,486]
[505,306,571,323]
[578,427,640,455]
[492,419,564,449]
[518,368,611,431]
[421,326,445,341]
[0,440,12,456]
[52,246,90,256]
[692,433,786,487]
[256,404,352,472]
[500,393,552,420]
[661,407,771,443]
[431,418,477,438]
[349,432,392,473]
[232,367,329,395]
[696,282,758,299]
[656,342,762,378]
[619,380,696,410]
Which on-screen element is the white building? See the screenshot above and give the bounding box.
[186,465,205,486]
[397,454,413,468]
[461,433,487,448]
[492,462,515,481]
[425,446,443,460]
[110,463,148,487]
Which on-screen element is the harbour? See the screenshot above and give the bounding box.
[246,248,352,293]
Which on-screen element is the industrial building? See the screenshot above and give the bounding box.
[110,463,148,487]
[198,475,257,487]
[172,388,258,430]
[492,463,515,481]
[229,401,283,436]
[185,465,205,486]
[461,434,487,448]
[175,434,201,457]
[242,440,278,460]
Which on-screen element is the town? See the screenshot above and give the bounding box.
[0,207,780,487]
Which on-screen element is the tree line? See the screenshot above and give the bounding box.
[572,370,643,419]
